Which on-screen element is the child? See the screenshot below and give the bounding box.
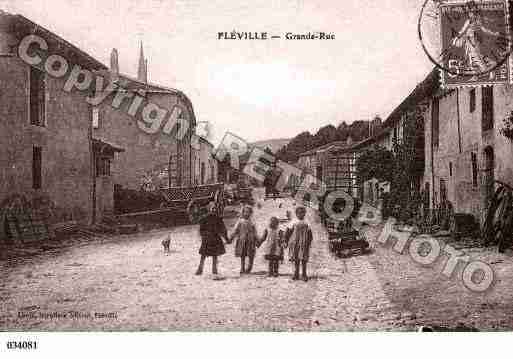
[286,206,313,281]
[196,202,229,276]
[260,216,286,277]
[230,205,258,274]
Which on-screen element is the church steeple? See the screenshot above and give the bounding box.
[110,48,119,83]
[137,41,147,83]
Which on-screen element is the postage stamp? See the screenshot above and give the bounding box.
[419,0,513,88]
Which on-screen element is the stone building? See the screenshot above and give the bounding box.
[192,136,218,185]
[422,73,513,225]
[351,129,393,205]
[296,139,353,181]
[377,66,513,226]
[92,45,197,192]
[0,13,120,239]
[351,70,437,206]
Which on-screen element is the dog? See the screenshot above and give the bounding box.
[161,235,171,254]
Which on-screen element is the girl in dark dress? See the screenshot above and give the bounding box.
[195,202,229,276]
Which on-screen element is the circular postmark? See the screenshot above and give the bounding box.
[418,0,513,84]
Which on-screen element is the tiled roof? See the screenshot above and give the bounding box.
[10,14,107,70]
[350,68,439,151]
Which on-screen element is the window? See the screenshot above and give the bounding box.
[449,162,453,177]
[482,86,494,131]
[471,152,478,187]
[432,98,440,149]
[32,146,42,189]
[316,165,323,181]
[469,88,476,113]
[424,182,430,208]
[30,67,46,126]
[92,107,100,129]
[96,157,111,177]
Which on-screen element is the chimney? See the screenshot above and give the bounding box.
[137,41,147,83]
[110,48,119,83]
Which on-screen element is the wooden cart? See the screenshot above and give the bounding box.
[160,182,225,223]
[326,217,370,257]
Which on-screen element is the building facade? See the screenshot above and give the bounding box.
[296,139,353,181]
[0,13,115,239]
[192,136,218,185]
[352,129,393,205]
[352,70,437,206]
[93,46,197,192]
[423,81,513,225]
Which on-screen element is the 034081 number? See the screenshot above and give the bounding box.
[6,341,37,350]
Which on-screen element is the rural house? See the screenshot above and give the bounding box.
[423,73,513,226]
[193,136,218,185]
[0,12,121,242]
[92,45,197,193]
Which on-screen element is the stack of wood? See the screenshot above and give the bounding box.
[4,197,51,244]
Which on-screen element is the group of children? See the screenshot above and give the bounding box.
[195,202,313,281]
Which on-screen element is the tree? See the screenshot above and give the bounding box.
[276,118,381,164]
[355,108,424,222]
[356,146,394,183]
[276,131,314,163]
[389,107,425,221]
[312,124,338,147]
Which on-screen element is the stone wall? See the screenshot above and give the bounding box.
[192,138,217,185]
[0,55,94,236]
[94,87,196,190]
[422,84,513,225]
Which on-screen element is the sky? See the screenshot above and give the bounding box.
[1,0,434,144]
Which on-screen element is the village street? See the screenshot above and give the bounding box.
[1,189,513,331]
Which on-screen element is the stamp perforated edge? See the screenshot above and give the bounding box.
[437,0,512,89]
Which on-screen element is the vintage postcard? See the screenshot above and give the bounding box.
[1,0,513,356]
[436,0,512,87]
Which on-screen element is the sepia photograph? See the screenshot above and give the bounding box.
[1,0,513,356]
